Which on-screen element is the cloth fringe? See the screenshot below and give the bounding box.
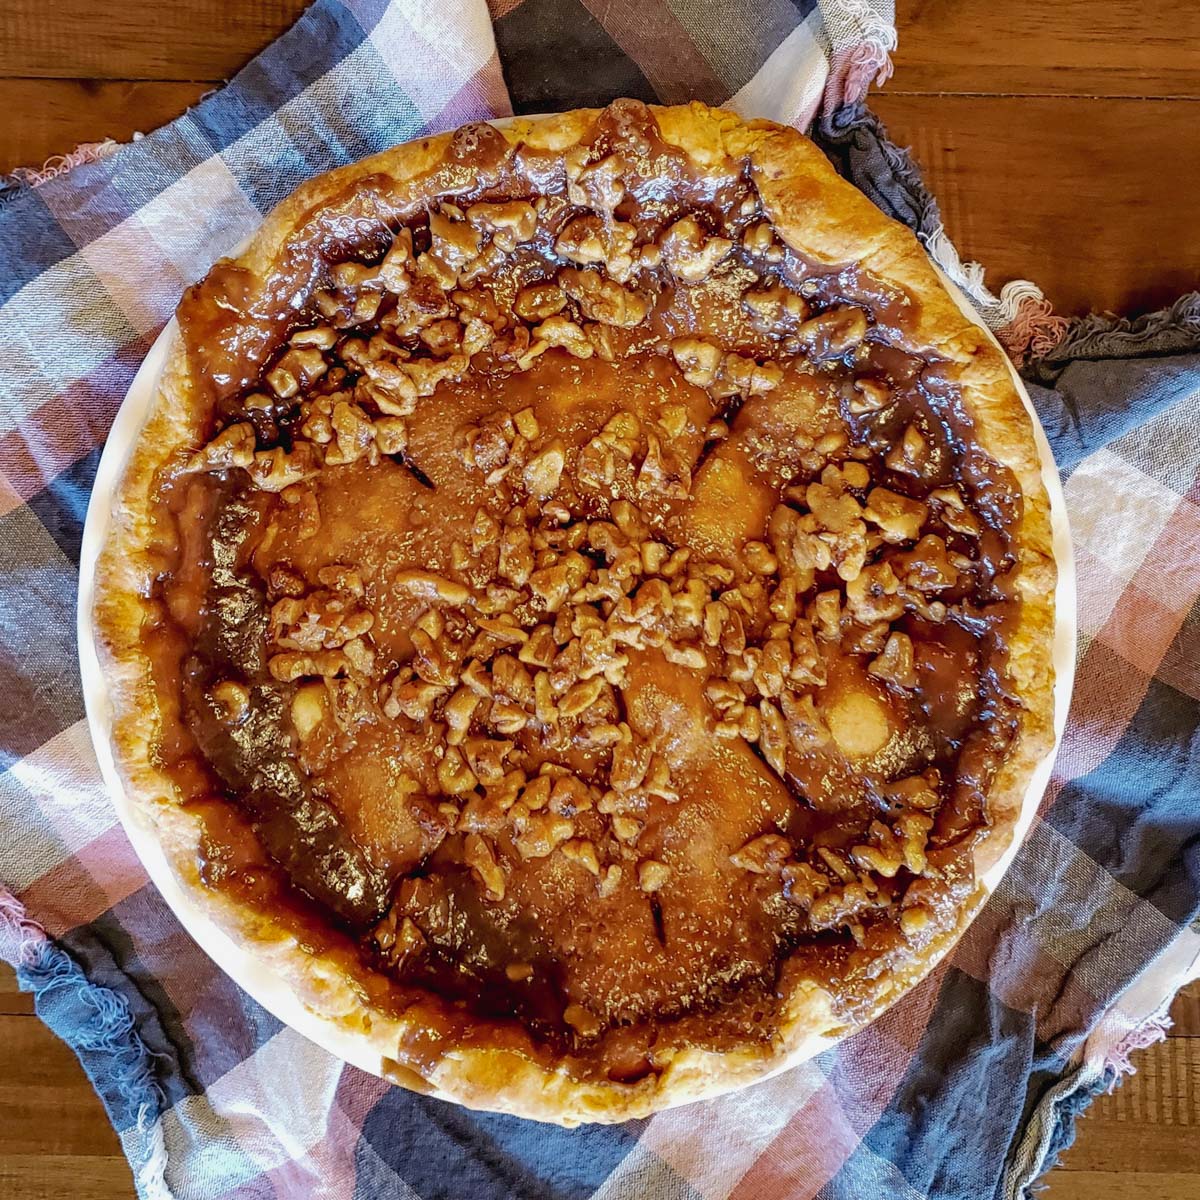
[1100,1012,1174,1087]
[1003,1060,1112,1200]
[825,39,895,113]
[0,887,171,1200]
[921,224,1069,361]
[1036,290,1200,365]
[820,0,897,111]
[994,287,1071,362]
[0,139,125,208]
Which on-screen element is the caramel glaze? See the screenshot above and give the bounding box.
[142,101,1026,1083]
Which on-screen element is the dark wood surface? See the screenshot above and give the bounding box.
[2,3,1198,1197]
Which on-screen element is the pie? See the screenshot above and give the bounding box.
[94,100,1057,1124]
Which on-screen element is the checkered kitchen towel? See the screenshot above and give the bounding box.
[1,2,1198,1198]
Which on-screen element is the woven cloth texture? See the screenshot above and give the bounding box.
[1,3,1197,1199]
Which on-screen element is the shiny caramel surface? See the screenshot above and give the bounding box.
[145,101,1024,1077]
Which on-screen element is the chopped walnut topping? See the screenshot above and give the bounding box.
[467,200,537,249]
[563,1002,602,1038]
[168,112,1021,1052]
[742,221,779,258]
[730,833,791,874]
[638,860,670,893]
[863,487,927,543]
[796,307,869,360]
[270,589,374,653]
[712,353,783,398]
[559,677,605,718]
[555,215,637,282]
[569,154,625,212]
[559,267,648,327]
[514,282,567,322]
[660,215,732,283]
[464,833,506,900]
[848,376,891,415]
[377,228,414,293]
[268,649,351,682]
[325,401,375,466]
[523,439,566,499]
[513,811,574,860]
[291,325,337,350]
[185,423,255,473]
[561,838,601,876]
[535,315,594,359]
[930,487,982,536]
[670,338,721,387]
[210,680,251,725]
[886,423,929,476]
[374,913,426,968]
[437,745,478,795]
[418,208,483,289]
[869,631,918,689]
[851,811,933,879]
[742,283,809,331]
[598,864,623,899]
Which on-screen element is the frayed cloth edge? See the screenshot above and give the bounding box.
[0,888,173,1200]
[1099,1011,1175,1086]
[0,139,126,205]
[1030,290,1200,369]
[825,39,895,114]
[818,0,897,112]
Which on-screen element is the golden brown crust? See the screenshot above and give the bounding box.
[93,100,1058,1125]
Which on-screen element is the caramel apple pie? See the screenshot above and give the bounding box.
[95,101,1057,1123]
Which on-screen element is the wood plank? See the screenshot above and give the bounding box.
[893,0,1200,97]
[1043,1173,1200,1200]
[870,93,1200,317]
[0,963,35,1015]
[0,79,208,176]
[1168,980,1200,1039]
[0,1156,135,1200]
[0,1015,126,1158]
[0,1,307,82]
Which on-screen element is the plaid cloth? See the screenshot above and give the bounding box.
[1,2,1198,1198]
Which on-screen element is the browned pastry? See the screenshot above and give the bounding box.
[94,100,1057,1124]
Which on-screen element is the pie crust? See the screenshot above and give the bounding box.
[93,101,1057,1124]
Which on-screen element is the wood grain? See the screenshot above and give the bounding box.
[0,968,134,1198]
[0,1015,127,1157]
[0,1158,137,1200]
[0,963,35,1015]
[871,93,1200,316]
[0,80,210,176]
[894,0,1200,98]
[0,1,307,80]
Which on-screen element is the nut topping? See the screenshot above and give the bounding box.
[660,215,732,283]
[158,103,1033,1065]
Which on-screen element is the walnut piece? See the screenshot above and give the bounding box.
[660,215,732,283]
[559,268,648,327]
[796,307,869,360]
[514,282,568,322]
[554,216,637,282]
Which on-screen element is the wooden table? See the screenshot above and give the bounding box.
[2,3,1198,1197]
